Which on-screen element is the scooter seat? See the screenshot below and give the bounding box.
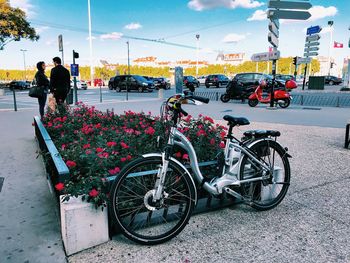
[243,130,281,138]
[223,115,250,126]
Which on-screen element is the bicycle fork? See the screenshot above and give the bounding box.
[153,152,169,202]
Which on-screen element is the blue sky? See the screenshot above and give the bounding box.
[1,0,349,69]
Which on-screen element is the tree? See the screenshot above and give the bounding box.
[0,0,39,50]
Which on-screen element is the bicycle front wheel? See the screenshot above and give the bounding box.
[239,140,290,211]
[110,156,196,245]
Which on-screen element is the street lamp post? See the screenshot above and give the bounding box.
[196,34,200,78]
[20,49,27,80]
[327,20,334,76]
[87,0,94,87]
[126,41,130,101]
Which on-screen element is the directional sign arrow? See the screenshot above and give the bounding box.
[306,34,320,42]
[268,21,279,38]
[304,47,319,52]
[304,52,318,57]
[305,41,320,47]
[297,57,312,65]
[268,32,279,47]
[268,0,312,10]
[251,50,280,62]
[307,25,322,35]
[268,10,311,20]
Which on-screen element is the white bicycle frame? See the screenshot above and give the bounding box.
[152,126,273,201]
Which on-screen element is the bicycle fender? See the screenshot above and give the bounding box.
[142,153,198,205]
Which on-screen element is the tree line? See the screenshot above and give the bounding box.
[0,57,320,81]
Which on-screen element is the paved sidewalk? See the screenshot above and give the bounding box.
[0,109,67,263]
[0,99,349,263]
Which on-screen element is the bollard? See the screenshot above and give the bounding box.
[99,84,102,103]
[12,88,17,111]
[158,88,163,99]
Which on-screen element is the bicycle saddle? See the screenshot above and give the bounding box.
[223,115,250,126]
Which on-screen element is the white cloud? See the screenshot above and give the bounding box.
[188,0,264,11]
[10,0,36,18]
[124,23,142,30]
[308,6,337,22]
[100,32,123,40]
[45,39,54,46]
[35,26,49,33]
[222,33,246,43]
[247,9,267,21]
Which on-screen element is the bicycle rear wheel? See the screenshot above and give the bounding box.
[110,156,196,245]
[239,140,290,211]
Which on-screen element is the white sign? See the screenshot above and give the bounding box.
[304,52,318,57]
[251,50,280,62]
[58,34,63,52]
[306,34,320,42]
[268,32,279,47]
[304,47,319,52]
[297,57,311,65]
[268,0,312,10]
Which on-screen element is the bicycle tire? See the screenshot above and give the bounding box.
[110,156,196,245]
[239,139,290,211]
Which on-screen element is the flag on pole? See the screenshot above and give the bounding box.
[334,41,343,48]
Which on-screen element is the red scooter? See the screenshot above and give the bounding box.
[248,80,296,108]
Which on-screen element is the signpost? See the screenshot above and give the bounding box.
[251,50,280,62]
[302,25,321,90]
[296,57,311,65]
[72,50,79,104]
[266,0,312,107]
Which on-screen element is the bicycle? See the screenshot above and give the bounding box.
[110,91,291,245]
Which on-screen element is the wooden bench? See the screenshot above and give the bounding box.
[345,121,350,148]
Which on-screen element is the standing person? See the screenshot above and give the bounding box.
[34,61,49,119]
[50,57,70,105]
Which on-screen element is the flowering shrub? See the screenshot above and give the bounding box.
[42,104,227,207]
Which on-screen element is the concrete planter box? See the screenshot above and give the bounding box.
[60,195,109,256]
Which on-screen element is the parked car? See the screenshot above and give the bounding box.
[324,75,342,85]
[183,76,199,87]
[108,77,115,90]
[9,80,30,90]
[112,75,154,92]
[232,73,285,89]
[143,76,155,82]
[153,77,170,89]
[295,75,308,86]
[70,80,88,90]
[197,75,207,85]
[275,74,294,85]
[205,74,229,88]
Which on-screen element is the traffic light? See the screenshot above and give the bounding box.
[73,50,79,59]
[292,56,297,65]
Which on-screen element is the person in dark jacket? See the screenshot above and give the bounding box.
[34,61,49,118]
[50,57,70,105]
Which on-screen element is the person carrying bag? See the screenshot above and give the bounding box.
[31,61,49,119]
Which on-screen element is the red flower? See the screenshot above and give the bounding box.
[175,152,182,158]
[120,142,129,149]
[182,154,189,160]
[220,131,227,140]
[145,127,155,135]
[196,129,206,137]
[83,144,90,149]
[55,183,64,191]
[219,142,226,148]
[61,144,66,150]
[89,189,99,197]
[120,157,127,162]
[107,141,117,147]
[204,116,214,124]
[210,138,216,145]
[96,147,104,153]
[85,150,92,155]
[66,160,77,168]
[126,155,132,160]
[108,167,121,175]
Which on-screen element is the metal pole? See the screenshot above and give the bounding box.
[270,59,276,107]
[99,84,102,102]
[87,0,94,87]
[127,41,130,101]
[20,49,27,80]
[196,34,200,78]
[12,88,17,111]
[302,63,308,90]
[328,22,333,76]
[73,50,78,105]
[61,49,64,66]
